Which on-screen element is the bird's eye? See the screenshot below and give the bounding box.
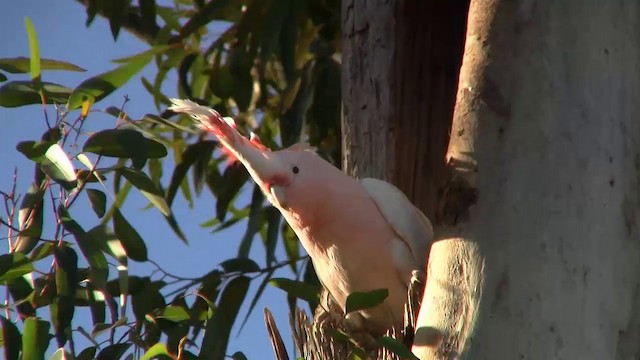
[292,166,299,174]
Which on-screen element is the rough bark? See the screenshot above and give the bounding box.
[341,0,469,219]
[416,1,640,359]
[341,1,473,358]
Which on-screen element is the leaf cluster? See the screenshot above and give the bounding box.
[0,2,419,359]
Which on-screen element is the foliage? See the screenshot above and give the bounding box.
[0,0,345,358]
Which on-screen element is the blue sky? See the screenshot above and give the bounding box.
[0,1,297,358]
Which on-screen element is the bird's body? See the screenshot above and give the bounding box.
[168,99,433,335]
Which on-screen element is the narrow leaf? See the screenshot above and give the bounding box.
[269,278,320,304]
[0,57,85,74]
[24,17,41,86]
[21,317,50,360]
[67,54,153,109]
[0,316,21,360]
[53,247,78,347]
[220,257,260,274]
[48,348,72,360]
[15,183,44,254]
[96,343,131,360]
[82,129,167,160]
[281,223,299,274]
[58,205,108,289]
[140,343,169,360]
[16,141,51,162]
[264,206,280,265]
[166,140,215,206]
[113,208,148,262]
[239,270,273,332]
[157,305,190,322]
[198,276,250,360]
[0,81,72,107]
[345,289,389,314]
[76,347,97,360]
[112,45,173,64]
[238,184,264,257]
[86,189,107,218]
[119,168,170,216]
[0,253,34,283]
[41,144,78,190]
[215,162,249,222]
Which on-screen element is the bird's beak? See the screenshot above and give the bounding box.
[270,185,287,209]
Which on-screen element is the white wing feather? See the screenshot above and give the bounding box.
[360,178,434,278]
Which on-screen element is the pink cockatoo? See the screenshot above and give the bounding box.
[168,99,434,336]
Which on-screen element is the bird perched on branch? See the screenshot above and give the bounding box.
[168,99,433,339]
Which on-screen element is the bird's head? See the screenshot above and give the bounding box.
[168,99,335,212]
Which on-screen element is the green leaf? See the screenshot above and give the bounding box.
[54,247,78,298]
[113,208,148,262]
[16,141,52,162]
[96,343,131,360]
[58,205,108,289]
[269,278,320,304]
[377,336,420,360]
[231,352,248,360]
[140,343,169,360]
[0,57,85,74]
[7,277,35,318]
[279,2,298,83]
[166,140,216,206]
[86,189,107,218]
[131,279,165,327]
[67,54,153,109]
[164,212,188,244]
[0,253,34,283]
[281,223,299,274]
[139,0,157,36]
[41,144,78,190]
[238,184,264,257]
[48,348,72,360]
[198,276,250,360]
[215,162,250,222]
[111,45,173,64]
[105,0,129,40]
[21,317,50,360]
[220,257,260,274]
[239,270,273,332]
[52,247,78,347]
[228,47,254,112]
[157,305,190,322]
[263,206,280,265]
[0,81,72,107]
[15,184,44,254]
[345,289,389,314]
[24,17,41,86]
[82,129,167,164]
[0,316,21,360]
[119,168,170,216]
[76,347,97,360]
[29,243,56,262]
[85,286,106,329]
[191,270,221,323]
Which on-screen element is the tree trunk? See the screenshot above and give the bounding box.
[341,0,469,219]
[418,1,640,359]
[343,0,640,359]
